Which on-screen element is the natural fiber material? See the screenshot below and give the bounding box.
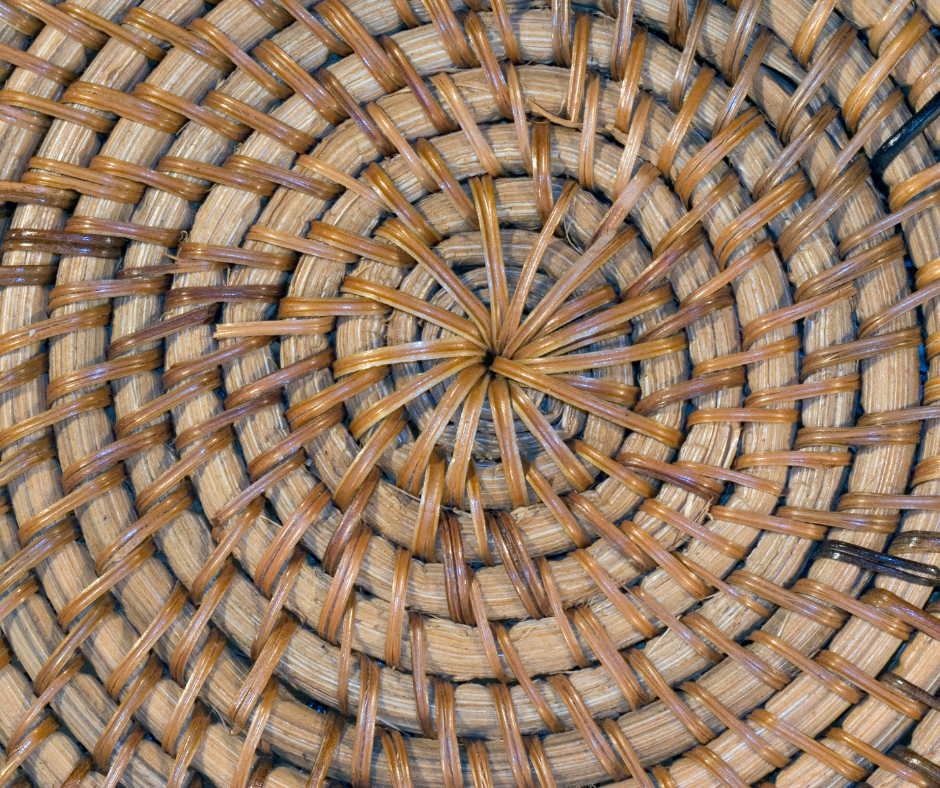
[0,0,936,786]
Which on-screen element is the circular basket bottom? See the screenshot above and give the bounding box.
[0,1,937,788]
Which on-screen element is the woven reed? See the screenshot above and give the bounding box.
[0,0,935,786]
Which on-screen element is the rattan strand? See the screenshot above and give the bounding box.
[0,0,935,787]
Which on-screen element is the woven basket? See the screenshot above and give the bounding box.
[0,0,939,786]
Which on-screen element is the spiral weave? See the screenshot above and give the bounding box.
[0,0,936,787]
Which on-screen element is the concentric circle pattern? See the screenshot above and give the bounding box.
[0,0,939,787]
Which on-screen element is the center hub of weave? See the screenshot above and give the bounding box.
[332,211,667,512]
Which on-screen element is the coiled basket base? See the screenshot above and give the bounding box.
[0,1,937,788]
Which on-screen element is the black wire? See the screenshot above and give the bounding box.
[817,539,940,585]
[870,89,940,179]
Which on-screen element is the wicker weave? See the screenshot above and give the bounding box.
[0,0,936,786]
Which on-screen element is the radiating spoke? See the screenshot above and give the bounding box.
[333,339,483,376]
[508,382,593,491]
[397,363,487,494]
[513,285,673,359]
[444,373,490,506]
[519,336,687,374]
[541,285,617,335]
[525,465,592,548]
[489,377,529,508]
[341,276,486,346]
[470,176,509,344]
[590,161,660,241]
[349,356,480,439]
[334,409,407,510]
[491,356,683,447]
[378,218,493,344]
[571,439,657,498]
[337,159,677,522]
[503,227,638,358]
[286,367,389,427]
[498,180,580,352]
[554,375,640,407]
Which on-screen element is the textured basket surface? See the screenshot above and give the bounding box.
[0,0,938,787]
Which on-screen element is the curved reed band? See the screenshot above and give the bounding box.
[0,0,937,788]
